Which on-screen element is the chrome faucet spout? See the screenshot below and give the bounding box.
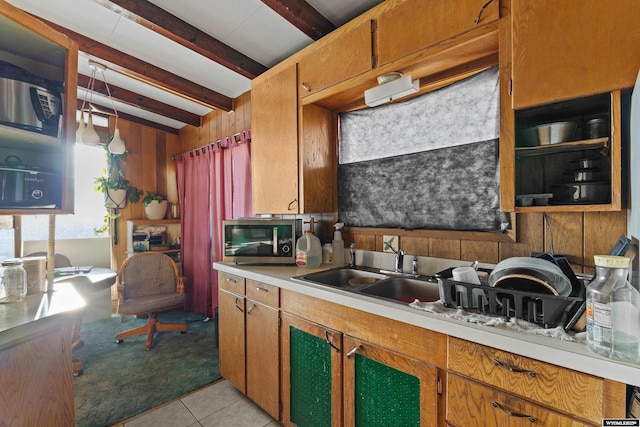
[394,250,406,273]
[384,239,407,273]
[349,243,356,268]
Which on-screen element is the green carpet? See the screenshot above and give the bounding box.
[72,309,220,427]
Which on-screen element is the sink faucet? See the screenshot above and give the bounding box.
[349,243,356,268]
[384,240,406,273]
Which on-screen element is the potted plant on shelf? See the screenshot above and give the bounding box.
[142,191,169,220]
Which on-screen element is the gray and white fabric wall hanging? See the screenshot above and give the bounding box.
[338,66,510,232]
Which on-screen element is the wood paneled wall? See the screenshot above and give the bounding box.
[342,211,628,273]
[179,91,251,152]
[107,118,180,273]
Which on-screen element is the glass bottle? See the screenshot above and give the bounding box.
[586,255,640,362]
[0,260,27,303]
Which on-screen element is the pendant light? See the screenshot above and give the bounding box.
[77,60,126,153]
[75,110,86,143]
[82,111,100,145]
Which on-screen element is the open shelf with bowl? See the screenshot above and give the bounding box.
[512,91,628,211]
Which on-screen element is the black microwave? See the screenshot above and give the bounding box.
[222,219,302,264]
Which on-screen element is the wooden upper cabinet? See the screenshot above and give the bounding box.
[376,0,500,67]
[299,104,336,214]
[251,64,299,214]
[512,0,640,109]
[298,19,373,97]
[0,2,78,214]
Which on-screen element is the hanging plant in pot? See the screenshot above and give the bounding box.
[143,191,169,220]
[93,146,143,235]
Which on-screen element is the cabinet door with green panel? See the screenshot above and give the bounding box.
[281,313,343,427]
[343,336,439,427]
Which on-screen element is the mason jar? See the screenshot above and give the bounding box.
[0,260,27,303]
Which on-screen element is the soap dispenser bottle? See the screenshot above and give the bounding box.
[333,222,345,266]
[296,217,322,268]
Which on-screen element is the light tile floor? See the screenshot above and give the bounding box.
[112,379,281,427]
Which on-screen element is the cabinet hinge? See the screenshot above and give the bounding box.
[437,376,443,395]
[370,19,377,34]
[278,316,282,329]
[372,54,378,69]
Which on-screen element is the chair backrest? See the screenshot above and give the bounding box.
[25,252,72,268]
[119,252,179,299]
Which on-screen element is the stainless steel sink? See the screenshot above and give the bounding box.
[295,267,387,288]
[293,267,440,305]
[358,277,441,303]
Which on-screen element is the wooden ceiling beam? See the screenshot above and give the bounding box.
[261,0,336,40]
[44,19,233,111]
[92,0,267,79]
[78,74,201,127]
[76,99,180,134]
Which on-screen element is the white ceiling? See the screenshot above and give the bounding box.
[6,0,384,130]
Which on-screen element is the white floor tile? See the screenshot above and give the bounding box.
[119,380,278,427]
[198,396,273,427]
[124,401,197,427]
[181,380,245,420]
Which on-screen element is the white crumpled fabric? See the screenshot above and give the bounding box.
[409,300,585,343]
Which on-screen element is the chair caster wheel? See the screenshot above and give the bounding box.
[73,370,83,377]
[116,339,123,344]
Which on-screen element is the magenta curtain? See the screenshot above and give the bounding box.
[176,131,252,316]
[176,148,213,314]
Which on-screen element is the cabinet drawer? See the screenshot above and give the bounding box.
[447,373,593,427]
[246,280,279,307]
[219,272,245,295]
[447,337,603,423]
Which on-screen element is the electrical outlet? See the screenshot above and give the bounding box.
[383,235,399,252]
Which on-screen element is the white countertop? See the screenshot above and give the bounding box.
[214,261,640,387]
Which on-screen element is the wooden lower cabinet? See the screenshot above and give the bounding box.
[343,335,439,427]
[245,299,279,419]
[218,275,280,420]
[281,313,343,427]
[218,288,246,393]
[447,373,592,427]
[219,272,627,427]
[0,320,76,426]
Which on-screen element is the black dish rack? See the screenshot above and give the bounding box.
[436,267,585,330]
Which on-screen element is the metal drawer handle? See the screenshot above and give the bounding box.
[227,277,237,283]
[247,303,256,314]
[256,287,269,292]
[235,298,243,312]
[492,401,536,423]
[493,359,537,377]
[346,345,363,359]
[324,330,340,353]
[301,82,310,92]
